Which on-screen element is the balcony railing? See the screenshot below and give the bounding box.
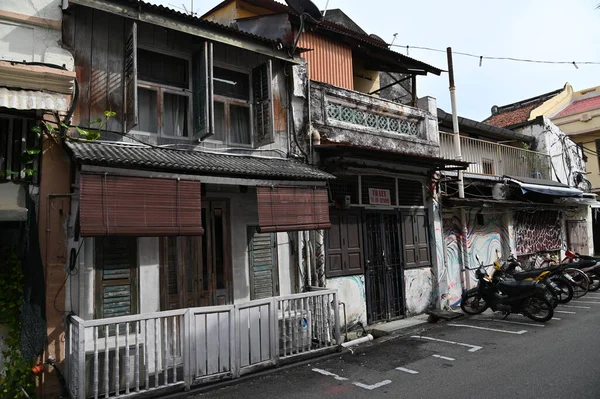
[310,80,440,157]
[439,133,551,179]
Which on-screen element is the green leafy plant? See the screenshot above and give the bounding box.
[1,111,116,179]
[0,252,34,398]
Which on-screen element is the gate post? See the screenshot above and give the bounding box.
[183,309,192,391]
[231,306,241,378]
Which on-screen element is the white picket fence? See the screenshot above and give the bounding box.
[66,289,340,399]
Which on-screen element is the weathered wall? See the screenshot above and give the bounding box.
[325,276,367,327]
[404,268,433,316]
[0,0,72,68]
[38,138,72,397]
[518,117,585,187]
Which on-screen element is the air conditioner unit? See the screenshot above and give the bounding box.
[85,344,145,397]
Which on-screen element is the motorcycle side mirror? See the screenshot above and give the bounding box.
[475,254,481,264]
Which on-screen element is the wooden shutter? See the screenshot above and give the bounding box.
[95,236,137,319]
[192,42,214,141]
[124,21,138,132]
[79,174,203,236]
[252,60,274,147]
[401,210,431,268]
[257,186,331,233]
[248,227,279,299]
[326,209,363,277]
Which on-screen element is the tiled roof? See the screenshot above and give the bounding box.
[483,102,543,128]
[66,141,334,181]
[554,95,600,118]
[483,87,564,128]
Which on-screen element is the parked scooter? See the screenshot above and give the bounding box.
[461,254,554,322]
[562,250,600,292]
[491,254,573,306]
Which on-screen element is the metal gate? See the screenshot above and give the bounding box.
[567,220,589,255]
[364,212,404,323]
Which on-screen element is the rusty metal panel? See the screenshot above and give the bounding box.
[80,174,203,236]
[257,186,330,232]
[297,31,353,90]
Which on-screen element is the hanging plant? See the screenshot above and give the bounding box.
[0,251,34,398]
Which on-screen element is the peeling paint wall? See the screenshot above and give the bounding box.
[404,268,433,316]
[325,276,367,328]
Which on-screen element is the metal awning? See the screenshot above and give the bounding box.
[504,175,583,197]
[0,87,69,112]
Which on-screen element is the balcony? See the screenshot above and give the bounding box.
[310,81,440,157]
[439,132,552,179]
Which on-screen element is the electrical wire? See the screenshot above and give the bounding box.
[390,44,600,67]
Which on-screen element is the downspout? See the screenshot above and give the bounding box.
[446,48,470,290]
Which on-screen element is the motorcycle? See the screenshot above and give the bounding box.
[562,250,600,292]
[461,254,554,322]
[491,254,573,306]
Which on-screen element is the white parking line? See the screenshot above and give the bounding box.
[432,354,455,361]
[353,380,392,390]
[411,335,482,352]
[555,310,576,314]
[448,324,527,335]
[572,301,600,305]
[491,319,545,327]
[396,367,419,374]
[552,317,561,320]
[312,368,348,381]
[559,304,591,309]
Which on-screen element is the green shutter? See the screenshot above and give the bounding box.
[248,227,279,299]
[95,237,138,319]
[252,60,274,147]
[192,42,214,141]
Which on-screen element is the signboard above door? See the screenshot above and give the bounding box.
[368,188,391,205]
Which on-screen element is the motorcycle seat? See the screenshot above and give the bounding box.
[496,279,538,294]
[512,270,546,280]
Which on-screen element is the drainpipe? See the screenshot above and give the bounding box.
[447,48,470,290]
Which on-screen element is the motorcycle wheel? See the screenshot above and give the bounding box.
[586,270,600,292]
[563,268,590,299]
[460,289,488,315]
[522,295,554,322]
[551,277,574,304]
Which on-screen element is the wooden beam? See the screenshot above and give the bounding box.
[0,9,61,30]
[69,0,302,64]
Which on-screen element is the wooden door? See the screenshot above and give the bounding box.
[160,237,202,310]
[325,209,364,277]
[401,210,431,268]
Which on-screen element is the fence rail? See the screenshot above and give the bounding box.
[439,132,551,179]
[67,290,340,399]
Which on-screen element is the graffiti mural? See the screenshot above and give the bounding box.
[514,211,561,255]
[443,212,508,306]
[404,268,433,316]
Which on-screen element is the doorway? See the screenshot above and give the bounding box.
[364,212,404,323]
[160,199,232,309]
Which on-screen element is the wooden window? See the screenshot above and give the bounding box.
[401,210,431,268]
[95,237,138,319]
[247,227,279,299]
[212,66,252,145]
[326,209,363,277]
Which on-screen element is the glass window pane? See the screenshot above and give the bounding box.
[138,87,158,133]
[214,208,225,290]
[213,101,226,141]
[163,93,189,137]
[213,67,249,100]
[230,105,251,145]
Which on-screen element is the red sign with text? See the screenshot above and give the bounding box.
[368,188,391,205]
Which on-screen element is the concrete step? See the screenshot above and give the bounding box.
[368,314,430,338]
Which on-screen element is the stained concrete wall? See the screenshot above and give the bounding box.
[326,276,367,328]
[0,0,73,69]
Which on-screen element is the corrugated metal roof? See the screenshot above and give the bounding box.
[0,87,69,111]
[66,141,334,180]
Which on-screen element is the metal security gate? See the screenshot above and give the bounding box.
[364,212,404,323]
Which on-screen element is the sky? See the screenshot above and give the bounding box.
[149,0,600,121]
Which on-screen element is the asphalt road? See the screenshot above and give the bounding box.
[187,294,600,399]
